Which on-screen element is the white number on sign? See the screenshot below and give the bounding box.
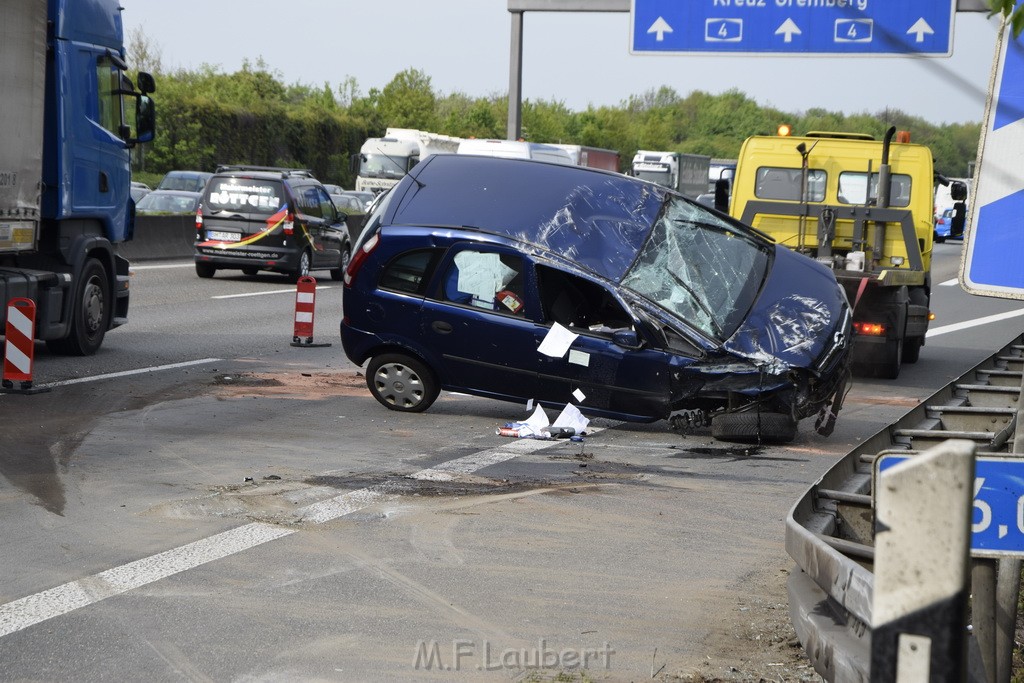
[974,477,992,533]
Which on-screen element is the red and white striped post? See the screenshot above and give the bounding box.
[290,276,330,348]
[3,298,37,391]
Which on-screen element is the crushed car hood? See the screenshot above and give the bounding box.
[726,245,850,373]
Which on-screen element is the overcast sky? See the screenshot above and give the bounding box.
[122,1,1004,126]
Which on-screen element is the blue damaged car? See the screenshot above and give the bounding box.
[340,154,852,443]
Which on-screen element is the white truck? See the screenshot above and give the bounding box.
[353,128,461,194]
[630,151,711,198]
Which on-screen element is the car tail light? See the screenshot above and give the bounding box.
[283,212,295,236]
[853,321,886,336]
[344,232,380,286]
[195,207,203,230]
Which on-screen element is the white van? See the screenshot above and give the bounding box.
[456,139,573,165]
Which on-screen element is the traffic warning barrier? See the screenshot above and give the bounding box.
[291,276,330,348]
[2,298,48,393]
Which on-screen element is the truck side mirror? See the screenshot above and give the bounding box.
[714,178,730,213]
[132,95,155,145]
[137,72,155,95]
[950,180,967,202]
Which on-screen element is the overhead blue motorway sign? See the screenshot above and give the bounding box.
[630,0,955,56]
[960,21,1024,299]
[879,454,1024,557]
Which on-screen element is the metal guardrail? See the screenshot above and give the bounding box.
[786,334,1024,681]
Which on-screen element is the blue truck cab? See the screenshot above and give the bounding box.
[0,0,155,357]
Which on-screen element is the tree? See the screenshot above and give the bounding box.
[989,0,1024,36]
[376,68,439,130]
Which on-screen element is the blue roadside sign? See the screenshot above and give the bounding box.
[878,454,1024,557]
[960,22,1024,299]
[630,0,955,56]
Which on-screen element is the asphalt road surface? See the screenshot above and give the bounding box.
[1,243,1021,681]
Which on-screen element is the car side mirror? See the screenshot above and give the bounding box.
[950,180,968,202]
[612,329,642,349]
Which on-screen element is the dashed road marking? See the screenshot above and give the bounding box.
[0,430,598,639]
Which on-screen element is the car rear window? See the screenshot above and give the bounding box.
[204,178,285,216]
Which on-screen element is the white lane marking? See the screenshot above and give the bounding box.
[40,359,222,389]
[211,286,331,300]
[938,278,959,287]
[0,523,293,639]
[927,308,1024,338]
[0,429,600,638]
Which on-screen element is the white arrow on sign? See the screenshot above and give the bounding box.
[907,18,934,43]
[647,16,673,42]
[775,18,802,43]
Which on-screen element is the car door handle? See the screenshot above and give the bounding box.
[431,321,453,334]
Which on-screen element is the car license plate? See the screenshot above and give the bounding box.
[207,230,241,242]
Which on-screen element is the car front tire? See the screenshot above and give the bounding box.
[365,353,439,413]
[711,411,797,444]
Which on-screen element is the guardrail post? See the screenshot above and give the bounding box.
[971,559,998,683]
[871,439,975,682]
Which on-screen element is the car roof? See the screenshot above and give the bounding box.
[384,154,664,281]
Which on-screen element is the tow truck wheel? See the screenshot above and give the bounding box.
[878,336,903,380]
[711,411,797,444]
[46,258,110,356]
[366,353,439,413]
[902,336,923,364]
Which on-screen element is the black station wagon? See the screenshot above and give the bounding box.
[194,166,351,282]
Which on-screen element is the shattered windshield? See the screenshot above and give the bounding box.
[620,196,771,341]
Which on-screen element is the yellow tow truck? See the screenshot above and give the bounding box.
[722,126,966,378]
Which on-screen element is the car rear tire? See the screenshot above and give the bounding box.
[45,258,110,356]
[196,263,216,279]
[365,353,439,413]
[242,267,259,276]
[711,411,797,444]
[330,247,351,282]
[290,250,311,283]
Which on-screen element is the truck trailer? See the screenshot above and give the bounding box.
[353,128,461,194]
[1,0,155,361]
[726,127,963,379]
[630,151,710,198]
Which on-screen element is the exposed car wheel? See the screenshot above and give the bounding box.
[330,247,351,281]
[195,262,216,279]
[711,411,797,444]
[45,258,110,356]
[291,250,311,283]
[902,335,923,364]
[242,267,259,276]
[365,353,439,413]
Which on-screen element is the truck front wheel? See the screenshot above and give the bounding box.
[46,258,110,356]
